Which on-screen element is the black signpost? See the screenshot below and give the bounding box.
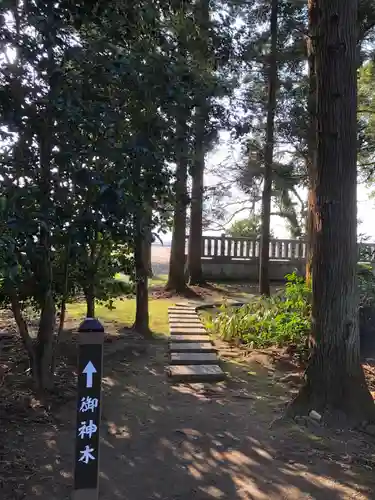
[73,317,105,500]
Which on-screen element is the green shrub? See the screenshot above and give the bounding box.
[207,266,375,356]
[207,272,311,352]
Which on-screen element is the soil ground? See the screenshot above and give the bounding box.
[2,247,375,499]
[2,331,375,500]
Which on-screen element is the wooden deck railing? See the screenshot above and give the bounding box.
[185,235,375,263]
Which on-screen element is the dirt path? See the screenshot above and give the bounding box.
[3,340,375,500]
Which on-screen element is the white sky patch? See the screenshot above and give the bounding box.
[158,135,375,244]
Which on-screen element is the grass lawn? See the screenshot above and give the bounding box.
[66,297,174,335]
[65,279,263,337]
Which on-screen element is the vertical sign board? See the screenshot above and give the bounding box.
[73,318,104,500]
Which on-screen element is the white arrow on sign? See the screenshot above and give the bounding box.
[82,361,97,388]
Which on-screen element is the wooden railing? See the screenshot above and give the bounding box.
[187,236,375,263]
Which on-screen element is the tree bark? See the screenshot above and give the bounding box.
[58,301,66,336]
[144,230,153,278]
[290,0,375,423]
[187,0,209,286]
[133,209,151,335]
[36,290,55,391]
[167,121,189,292]
[188,112,205,286]
[10,291,37,377]
[85,286,95,318]
[32,26,56,392]
[305,187,316,287]
[259,0,278,296]
[305,0,318,287]
[35,107,55,391]
[51,237,71,375]
[306,2,374,286]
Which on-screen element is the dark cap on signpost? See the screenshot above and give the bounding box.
[78,318,105,333]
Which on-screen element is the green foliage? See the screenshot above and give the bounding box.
[227,214,275,239]
[358,61,375,180]
[358,263,375,309]
[54,239,134,310]
[0,0,236,386]
[227,216,260,238]
[0,0,187,385]
[357,264,375,351]
[207,272,311,352]
[227,215,264,238]
[0,0,178,313]
[207,266,375,358]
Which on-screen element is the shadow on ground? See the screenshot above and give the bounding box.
[2,335,375,500]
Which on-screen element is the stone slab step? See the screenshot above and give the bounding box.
[170,330,207,336]
[169,318,202,323]
[168,312,198,318]
[168,364,225,383]
[168,314,202,324]
[170,334,211,343]
[169,315,201,320]
[169,342,216,353]
[168,308,197,314]
[168,304,195,311]
[169,310,196,314]
[169,323,203,330]
[168,310,196,315]
[170,352,218,365]
[169,326,206,334]
[169,320,203,324]
[174,302,199,307]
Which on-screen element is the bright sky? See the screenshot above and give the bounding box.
[159,134,375,244]
[208,135,375,240]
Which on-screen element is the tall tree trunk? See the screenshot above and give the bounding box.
[10,290,37,377]
[305,0,318,287]
[188,113,205,285]
[35,113,55,389]
[306,1,373,286]
[36,194,55,391]
[51,237,71,375]
[290,0,375,423]
[259,0,278,296]
[133,209,151,336]
[187,0,209,286]
[144,229,152,278]
[85,285,95,318]
[305,188,316,286]
[166,121,189,292]
[33,25,56,391]
[36,290,55,391]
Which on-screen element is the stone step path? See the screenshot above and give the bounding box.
[170,334,210,342]
[169,342,217,353]
[167,305,225,383]
[170,352,218,365]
